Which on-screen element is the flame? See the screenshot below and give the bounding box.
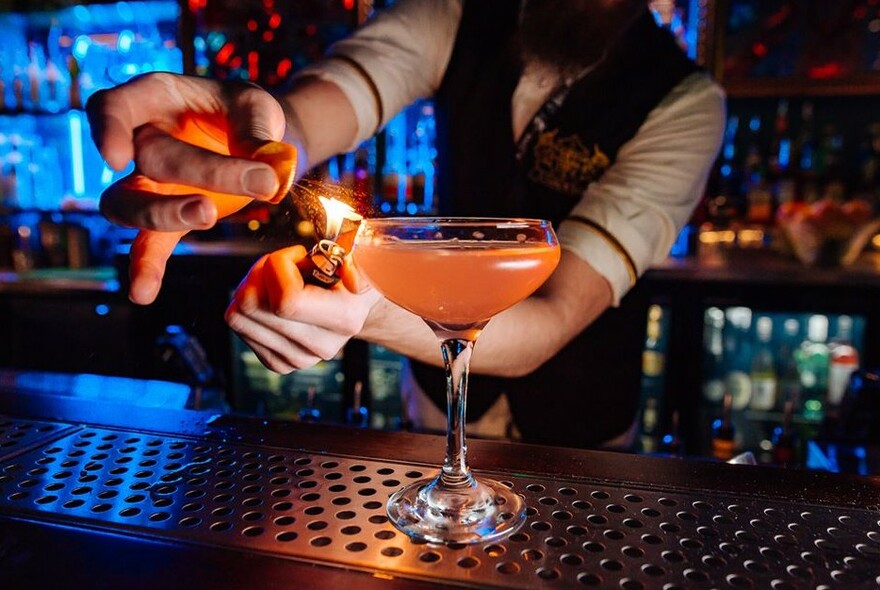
[318,196,363,241]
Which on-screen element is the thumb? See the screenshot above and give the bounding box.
[340,253,372,294]
[224,85,296,203]
[128,229,186,304]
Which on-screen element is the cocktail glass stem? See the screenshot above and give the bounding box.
[438,337,477,490]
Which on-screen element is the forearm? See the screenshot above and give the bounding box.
[277,77,360,178]
[358,250,613,377]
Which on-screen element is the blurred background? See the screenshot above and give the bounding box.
[1,0,880,475]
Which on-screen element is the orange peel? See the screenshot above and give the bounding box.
[249,141,298,204]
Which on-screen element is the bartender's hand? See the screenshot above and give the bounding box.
[226,246,381,373]
[86,73,290,305]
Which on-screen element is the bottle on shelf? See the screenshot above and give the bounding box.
[659,410,683,457]
[771,399,798,468]
[345,380,370,428]
[639,396,661,454]
[794,314,830,422]
[297,386,322,423]
[768,99,796,208]
[711,391,737,462]
[742,115,773,224]
[702,307,726,404]
[749,316,777,412]
[796,101,820,203]
[723,307,753,411]
[776,318,803,413]
[380,114,409,214]
[642,305,666,394]
[827,315,859,409]
[817,124,846,201]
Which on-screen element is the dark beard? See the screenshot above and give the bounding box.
[517,0,648,76]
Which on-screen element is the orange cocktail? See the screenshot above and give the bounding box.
[353,240,559,326]
[352,218,560,545]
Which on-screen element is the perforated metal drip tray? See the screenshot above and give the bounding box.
[1,425,879,590]
[0,417,71,461]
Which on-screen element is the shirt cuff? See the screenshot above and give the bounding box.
[557,217,635,306]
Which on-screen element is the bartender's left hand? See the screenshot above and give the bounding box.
[226,246,381,373]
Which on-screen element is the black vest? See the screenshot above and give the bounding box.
[410,1,699,448]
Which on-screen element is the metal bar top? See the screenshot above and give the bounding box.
[0,389,878,590]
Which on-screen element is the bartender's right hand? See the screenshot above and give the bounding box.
[226,246,379,374]
[86,73,292,305]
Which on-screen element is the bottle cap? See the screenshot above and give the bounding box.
[807,314,829,343]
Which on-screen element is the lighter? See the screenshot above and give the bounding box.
[296,196,362,288]
[296,239,346,287]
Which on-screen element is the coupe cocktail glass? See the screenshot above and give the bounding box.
[352,218,561,544]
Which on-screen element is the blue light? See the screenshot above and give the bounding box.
[73,4,91,23]
[101,165,115,186]
[749,116,761,132]
[122,63,139,76]
[380,202,391,213]
[723,144,735,160]
[685,0,699,60]
[116,2,134,22]
[778,139,791,169]
[670,225,693,258]
[117,30,134,54]
[406,202,418,215]
[95,304,110,316]
[662,434,673,445]
[68,111,86,196]
[72,35,90,60]
[327,155,340,183]
[194,37,207,52]
[207,32,227,52]
[720,164,732,177]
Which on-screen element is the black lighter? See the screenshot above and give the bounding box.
[296,239,347,288]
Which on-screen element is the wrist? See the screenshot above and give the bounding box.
[276,95,310,180]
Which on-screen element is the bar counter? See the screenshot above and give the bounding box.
[1,388,879,589]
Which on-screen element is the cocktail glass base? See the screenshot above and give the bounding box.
[386,475,526,544]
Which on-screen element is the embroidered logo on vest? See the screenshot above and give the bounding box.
[529,129,610,196]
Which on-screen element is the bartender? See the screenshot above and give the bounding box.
[88,0,725,449]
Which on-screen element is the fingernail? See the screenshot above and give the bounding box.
[181,199,210,227]
[243,166,279,198]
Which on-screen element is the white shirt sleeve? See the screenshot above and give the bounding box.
[294,0,461,148]
[557,72,726,305]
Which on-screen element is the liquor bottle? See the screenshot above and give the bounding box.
[856,121,880,205]
[742,115,772,223]
[749,316,777,411]
[702,307,726,403]
[707,115,742,227]
[776,318,803,413]
[297,386,322,423]
[817,124,846,201]
[408,103,437,214]
[345,380,370,428]
[381,114,409,213]
[796,101,820,203]
[711,392,737,461]
[639,396,661,454]
[794,314,830,422]
[827,315,859,408]
[723,307,753,411]
[642,305,665,395]
[659,410,683,457]
[768,99,796,207]
[771,399,798,468]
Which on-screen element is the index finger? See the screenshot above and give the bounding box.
[86,73,216,171]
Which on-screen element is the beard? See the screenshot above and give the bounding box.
[517,0,648,76]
